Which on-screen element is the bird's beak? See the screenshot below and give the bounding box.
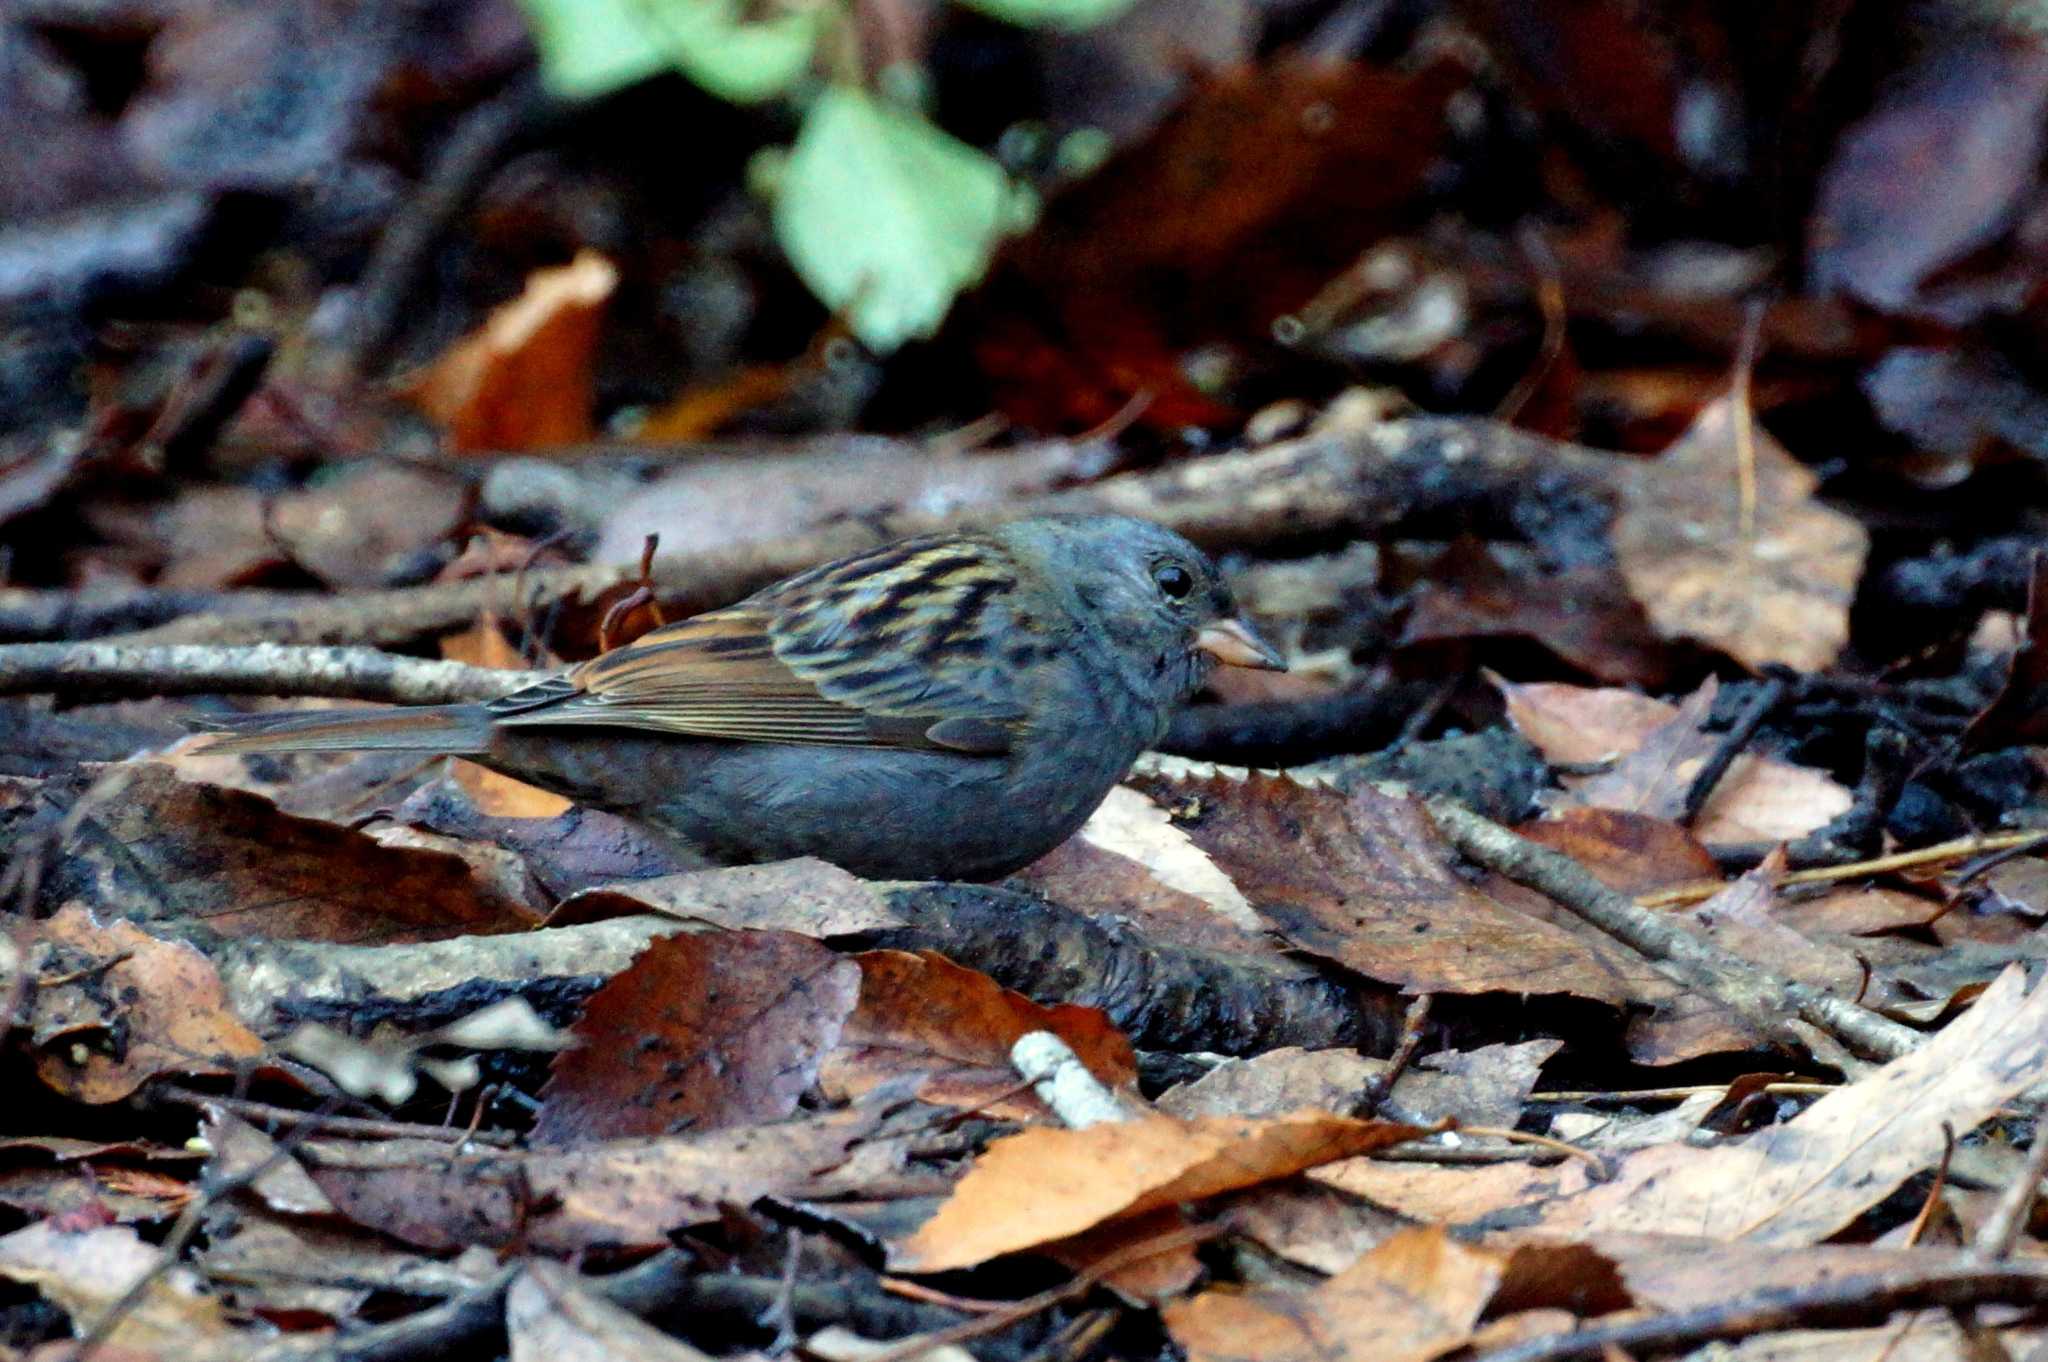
[1196,618,1286,670]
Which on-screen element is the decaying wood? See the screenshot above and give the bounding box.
[204,881,1395,1058]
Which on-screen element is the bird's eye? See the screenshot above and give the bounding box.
[1153,563,1195,599]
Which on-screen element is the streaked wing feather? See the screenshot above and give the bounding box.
[488,539,1031,753]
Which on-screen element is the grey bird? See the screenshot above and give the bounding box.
[200,514,1283,880]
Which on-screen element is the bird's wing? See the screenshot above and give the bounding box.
[487,538,1033,754]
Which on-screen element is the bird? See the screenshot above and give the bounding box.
[200,514,1283,880]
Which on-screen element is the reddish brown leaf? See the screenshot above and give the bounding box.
[822,949,1135,1119]
[1515,808,1719,895]
[967,56,1459,430]
[1401,539,1675,687]
[1501,679,1853,844]
[532,931,861,1146]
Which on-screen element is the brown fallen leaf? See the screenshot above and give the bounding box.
[1014,785,1268,955]
[1809,30,2048,321]
[1500,679,1852,845]
[27,905,264,1103]
[1610,393,1868,672]
[1513,808,1719,896]
[823,949,1136,1118]
[307,1099,897,1253]
[531,931,862,1146]
[1139,773,1645,1004]
[1400,539,1676,687]
[891,1110,1419,1273]
[402,249,617,452]
[1164,1226,1562,1362]
[42,763,540,942]
[1619,854,1869,1065]
[1159,1040,1557,1132]
[1326,964,2048,1243]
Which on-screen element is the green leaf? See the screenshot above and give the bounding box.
[953,0,1137,29]
[518,0,819,104]
[773,87,1013,352]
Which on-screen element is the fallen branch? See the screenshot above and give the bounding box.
[1424,794,1922,1061]
[1468,1260,2048,1362]
[105,417,1613,649]
[205,881,1396,1057]
[0,642,550,705]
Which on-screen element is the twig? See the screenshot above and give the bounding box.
[1732,298,1765,542]
[1465,1261,2048,1362]
[1638,829,2048,909]
[1356,994,1431,1117]
[1681,676,1786,826]
[0,642,549,705]
[1011,1032,1140,1128]
[151,1087,517,1147]
[1904,1123,1957,1246]
[1424,794,1922,1059]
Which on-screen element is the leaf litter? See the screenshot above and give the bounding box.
[14,7,2048,1360]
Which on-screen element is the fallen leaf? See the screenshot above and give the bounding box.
[532,931,861,1145]
[891,1110,1419,1273]
[27,905,264,1103]
[1514,808,1719,895]
[40,763,540,942]
[1810,31,2048,319]
[307,1100,895,1253]
[402,250,617,452]
[1141,773,1646,1003]
[1501,679,1853,844]
[822,949,1136,1118]
[549,859,902,934]
[1610,395,1867,672]
[1163,1226,1512,1362]
[1321,965,2048,1243]
[1400,539,1675,687]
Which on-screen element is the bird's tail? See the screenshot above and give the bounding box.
[194,704,497,756]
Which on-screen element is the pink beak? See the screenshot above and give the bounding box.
[1195,618,1286,670]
